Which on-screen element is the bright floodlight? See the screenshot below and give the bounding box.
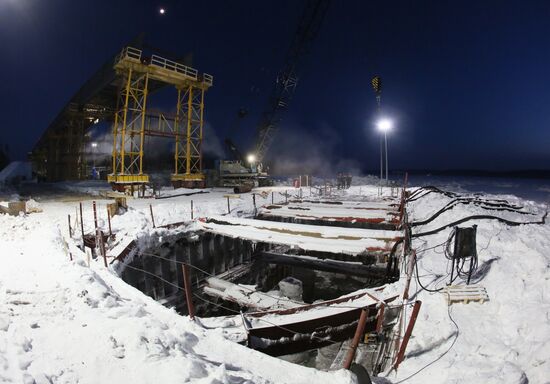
[159,8,165,14]
[247,154,256,163]
[91,142,98,148]
[377,118,392,132]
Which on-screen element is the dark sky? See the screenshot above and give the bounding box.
[1,0,550,174]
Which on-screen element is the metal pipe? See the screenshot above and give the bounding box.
[182,264,195,319]
[68,214,72,238]
[106,207,112,237]
[93,201,98,230]
[79,202,85,249]
[394,301,422,369]
[149,204,156,228]
[343,308,369,369]
[191,200,194,220]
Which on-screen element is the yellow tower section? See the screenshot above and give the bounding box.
[108,47,213,191]
[173,84,207,188]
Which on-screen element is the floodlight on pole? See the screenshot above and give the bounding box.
[376,118,392,183]
[247,154,256,164]
[377,118,392,133]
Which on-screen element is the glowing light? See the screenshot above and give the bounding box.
[91,142,98,148]
[247,154,256,163]
[159,8,165,14]
[93,118,99,124]
[377,118,393,133]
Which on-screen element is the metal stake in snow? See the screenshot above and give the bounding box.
[227,196,231,214]
[343,308,369,369]
[149,204,156,228]
[402,251,417,300]
[394,300,422,369]
[96,229,107,268]
[106,207,112,237]
[191,200,194,220]
[68,214,72,238]
[182,264,195,319]
[79,202,85,249]
[252,194,256,215]
[92,201,98,230]
[271,191,274,204]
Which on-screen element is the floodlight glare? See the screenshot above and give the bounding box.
[247,154,256,163]
[377,118,392,132]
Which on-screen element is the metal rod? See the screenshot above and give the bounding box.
[402,251,416,300]
[68,214,72,238]
[149,204,156,228]
[252,194,256,215]
[182,264,195,319]
[79,202,85,249]
[271,191,274,204]
[106,207,112,236]
[376,303,386,333]
[285,190,288,204]
[227,196,230,214]
[394,301,422,369]
[92,201,98,230]
[97,229,107,268]
[343,308,369,369]
[191,200,194,220]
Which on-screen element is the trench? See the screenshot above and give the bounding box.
[120,229,401,373]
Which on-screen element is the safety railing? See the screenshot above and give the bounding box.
[150,54,198,80]
[115,47,213,86]
[202,73,214,86]
[116,46,142,64]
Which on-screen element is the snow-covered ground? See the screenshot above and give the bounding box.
[384,187,550,384]
[1,181,549,383]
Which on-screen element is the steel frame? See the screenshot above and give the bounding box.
[107,47,212,189]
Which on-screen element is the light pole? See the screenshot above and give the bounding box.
[371,76,383,194]
[377,118,392,185]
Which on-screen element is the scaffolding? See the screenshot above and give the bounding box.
[108,47,213,189]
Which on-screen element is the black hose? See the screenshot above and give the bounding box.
[411,198,531,228]
[412,211,547,238]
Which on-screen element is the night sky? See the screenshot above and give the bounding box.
[1,0,550,175]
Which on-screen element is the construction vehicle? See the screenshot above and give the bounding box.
[219,0,330,190]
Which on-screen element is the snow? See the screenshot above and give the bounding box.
[257,202,399,222]
[197,215,401,255]
[1,181,549,383]
[0,186,356,384]
[382,187,550,384]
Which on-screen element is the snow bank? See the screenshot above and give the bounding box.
[384,189,550,383]
[0,186,356,384]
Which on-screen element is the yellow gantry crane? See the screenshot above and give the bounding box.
[108,47,213,190]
